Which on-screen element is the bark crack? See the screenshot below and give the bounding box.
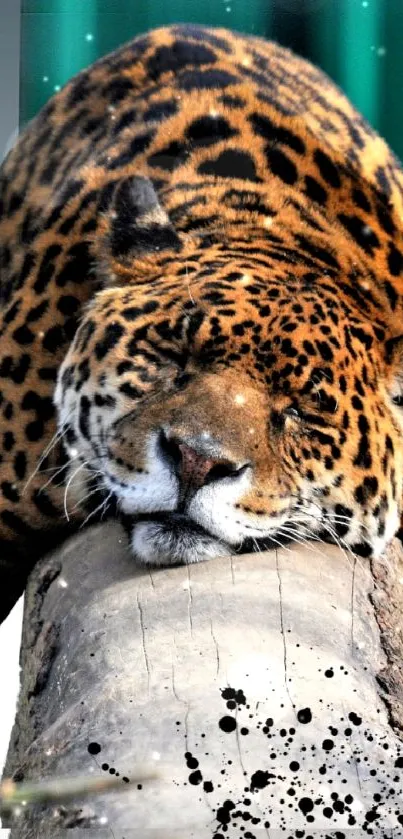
[349,551,357,655]
[136,592,150,694]
[275,552,295,715]
[209,619,220,678]
[187,566,194,638]
[230,554,235,585]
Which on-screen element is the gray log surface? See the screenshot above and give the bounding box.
[3,522,403,837]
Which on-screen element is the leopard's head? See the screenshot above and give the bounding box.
[54,177,403,563]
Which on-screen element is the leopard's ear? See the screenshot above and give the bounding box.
[98,176,181,284]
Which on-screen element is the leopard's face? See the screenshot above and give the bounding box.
[54,184,403,563]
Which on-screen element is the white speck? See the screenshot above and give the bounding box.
[209,108,219,118]
[54,85,61,92]
[152,751,161,761]
[240,273,251,285]
[11,483,17,490]
[226,5,232,11]
[46,748,53,756]
[399,576,403,584]
[234,393,246,406]
[359,280,370,290]
[241,56,251,67]
[362,0,368,6]
[263,216,273,229]
[107,105,116,113]
[362,224,373,236]
[377,46,386,57]
[248,428,255,435]
[43,75,49,83]
[110,114,116,121]
[85,32,94,42]
[99,816,108,825]
[13,806,22,817]
[69,447,79,458]
[38,331,44,338]
[58,578,68,589]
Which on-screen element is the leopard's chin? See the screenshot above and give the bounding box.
[128,512,232,566]
[127,512,303,566]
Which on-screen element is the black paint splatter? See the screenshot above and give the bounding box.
[177,683,403,832]
[184,751,199,769]
[221,687,246,710]
[189,769,203,785]
[298,796,314,815]
[216,799,235,828]
[297,707,312,724]
[219,715,237,733]
[87,741,101,755]
[250,770,275,790]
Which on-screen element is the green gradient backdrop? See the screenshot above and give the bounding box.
[21,0,403,160]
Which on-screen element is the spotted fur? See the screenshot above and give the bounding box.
[1,24,403,621]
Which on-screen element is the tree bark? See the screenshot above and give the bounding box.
[3,522,403,837]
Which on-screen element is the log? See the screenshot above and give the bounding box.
[2,522,403,837]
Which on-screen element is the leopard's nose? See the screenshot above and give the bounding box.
[158,428,250,492]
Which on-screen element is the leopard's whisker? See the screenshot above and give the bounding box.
[63,461,89,523]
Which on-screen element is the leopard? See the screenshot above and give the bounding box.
[1,23,403,623]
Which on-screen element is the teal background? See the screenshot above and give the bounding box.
[20,0,403,161]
